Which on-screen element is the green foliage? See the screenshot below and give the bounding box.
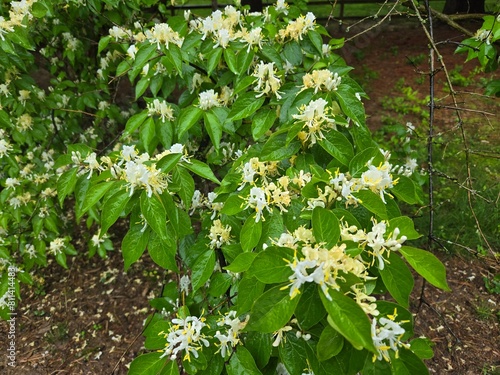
[0,1,453,374]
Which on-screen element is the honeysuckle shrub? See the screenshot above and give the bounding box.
[0,1,451,374]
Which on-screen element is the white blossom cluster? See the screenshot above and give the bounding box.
[371,312,410,362]
[341,218,407,270]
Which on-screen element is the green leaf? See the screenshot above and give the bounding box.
[247,246,294,284]
[140,192,168,241]
[140,117,156,154]
[181,159,220,184]
[122,225,150,271]
[128,352,168,375]
[320,289,377,353]
[148,232,178,272]
[135,77,151,100]
[101,185,131,234]
[167,44,183,75]
[294,282,327,330]
[317,325,344,361]
[191,250,216,292]
[279,331,308,375]
[177,105,203,139]
[79,181,115,220]
[399,246,450,291]
[236,276,265,315]
[207,272,232,297]
[227,346,262,375]
[157,153,182,173]
[252,109,276,140]
[317,129,354,166]
[334,84,366,127]
[133,43,158,72]
[283,40,302,66]
[204,111,223,150]
[124,110,149,137]
[246,285,300,333]
[395,348,430,375]
[237,48,255,75]
[388,216,421,240]
[308,30,324,55]
[349,147,380,177]
[225,252,258,273]
[224,48,238,74]
[228,93,265,121]
[172,166,195,208]
[379,252,414,308]
[57,167,78,207]
[409,337,434,360]
[312,207,340,248]
[206,47,223,76]
[352,189,388,220]
[260,132,301,162]
[391,176,422,205]
[244,332,272,368]
[240,216,262,252]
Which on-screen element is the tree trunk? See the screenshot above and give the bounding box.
[443,0,485,14]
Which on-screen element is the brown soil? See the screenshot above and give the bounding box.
[1,18,499,375]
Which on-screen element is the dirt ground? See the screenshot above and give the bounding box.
[1,17,499,375]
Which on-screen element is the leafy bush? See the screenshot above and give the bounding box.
[0,1,450,374]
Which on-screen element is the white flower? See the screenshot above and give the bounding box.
[159,315,209,361]
[371,314,409,362]
[147,99,174,122]
[127,44,137,59]
[253,61,281,99]
[199,89,220,110]
[246,186,269,222]
[5,177,20,189]
[49,238,66,255]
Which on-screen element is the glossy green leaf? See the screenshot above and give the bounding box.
[204,111,223,150]
[101,185,131,234]
[294,282,327,330]
[379,252,414,308]
[181,160,220,184]
[148,232,178,272]
[252,108,277,140]
[124,110,149,137]
[78,181,115,220]
[391,176,422,205]
[57,167,78,207]
[352,189,388,220]
[191,250,216,292]
[140,192,168,241]
[225,252,258,273]
[320,288,377,353]
[399,246,450,291]
[260,133,301,162]
[246,285,300,333]
[228,93,265,121]
[318,129,354,166]
[317,324,344,361]
[177,105,203,139]
[240,216,262,252]
[388,216,421,240]
[279,331,308,375]
[247,246,294,284]
[227,346,262,375]
[122,225,150,271]
[128,352,167,375]
[312,207,340,248]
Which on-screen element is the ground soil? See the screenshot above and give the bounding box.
[1,17,499,375]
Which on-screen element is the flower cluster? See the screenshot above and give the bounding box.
[253,61,282,99]
[0,0,36,41]
[278,12,316,41]
[371,311,410,362]
[278,227,370,303]
[208,219,232,249]
[147,99,175,122]
[214,310,248,357]
[238,157,293,222]
[302,69,342,93]
[341,218,407,270]
[294,98,337,146]
[159,314,209,361]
